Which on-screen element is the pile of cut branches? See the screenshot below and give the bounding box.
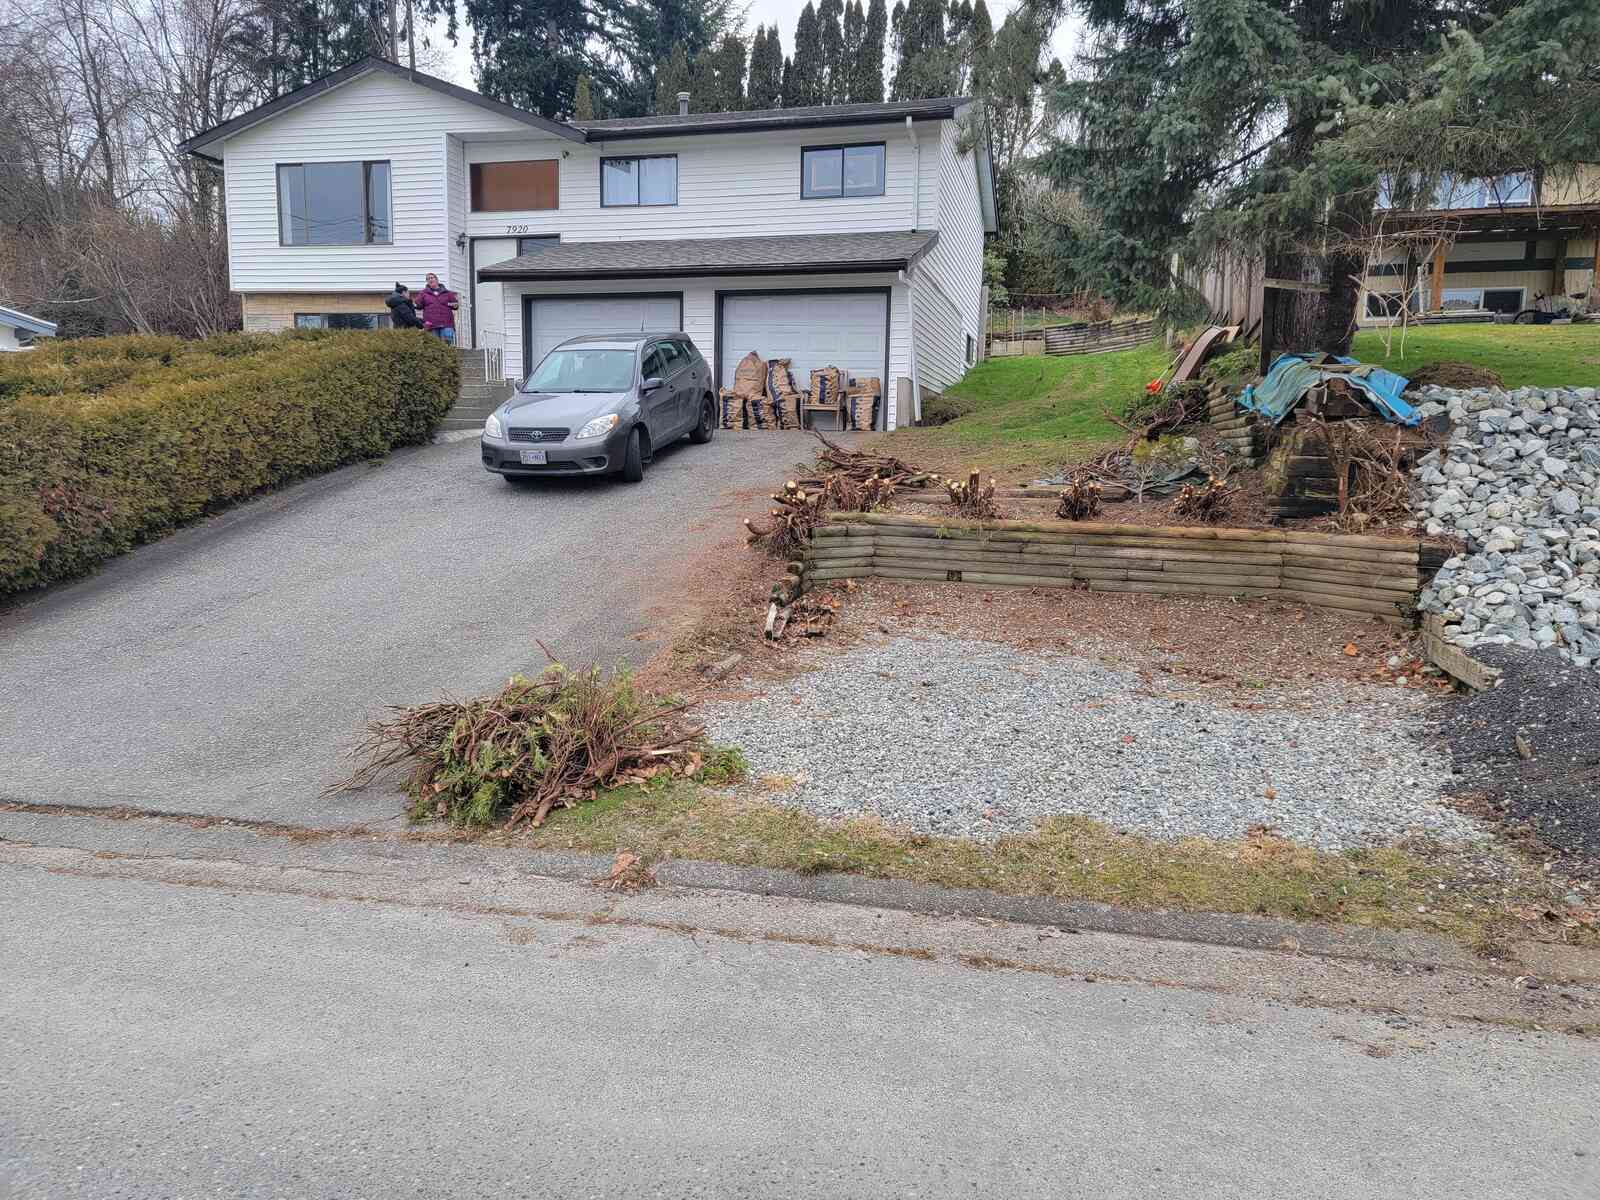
[936,468,1000,519]
[745,480,828,559]
[821,472,896,513]
[332,661,702,828]
[1309,416,1428,530]
[1112,379,1211,442]
[1056,474,1104,521]
[813,431,931,487]
[1170,476,1236,523]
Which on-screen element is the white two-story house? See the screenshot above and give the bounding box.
[181,57,997,429]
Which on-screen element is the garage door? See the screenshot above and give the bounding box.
[719,291,888,423]
[525,294,682,374]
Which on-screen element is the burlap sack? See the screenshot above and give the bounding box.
[845,376,881,431]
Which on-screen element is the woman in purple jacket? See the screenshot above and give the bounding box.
[413,273,459,343]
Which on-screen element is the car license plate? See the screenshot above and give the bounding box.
[518,448,547,465]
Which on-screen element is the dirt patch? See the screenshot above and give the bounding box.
[1406,361,1506,390]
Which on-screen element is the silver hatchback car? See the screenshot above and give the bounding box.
[480,332,717,483]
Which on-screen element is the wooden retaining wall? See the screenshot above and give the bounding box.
[803,512,1421,625]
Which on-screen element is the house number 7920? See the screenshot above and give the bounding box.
[505,224,530,234]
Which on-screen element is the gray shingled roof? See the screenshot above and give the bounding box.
[476,230,939,280]
[575,97,969,139]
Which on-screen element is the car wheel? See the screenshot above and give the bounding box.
[620,427,646,483]
[689,396,715,444]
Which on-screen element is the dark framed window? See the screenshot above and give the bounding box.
[277,161,390,245]
[1483,287,1526,314]
[601,156,677,206]
[471,160,558,212]
[517,235,560,254]
[801,143,885,199]
[294,312,390,330]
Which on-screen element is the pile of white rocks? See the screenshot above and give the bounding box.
[1412,384,1600,666]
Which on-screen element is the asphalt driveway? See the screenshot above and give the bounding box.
[0,432,816,826]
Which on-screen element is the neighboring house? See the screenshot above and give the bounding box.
[0,305,58,351]
[1359,167,1600,324]
[179,57,997,429]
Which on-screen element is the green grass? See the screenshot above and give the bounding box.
[1352,322,1600,388]
[883,343,1171,475]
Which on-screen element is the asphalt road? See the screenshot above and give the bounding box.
[0,432,814,826]
[3,822,1597,1200]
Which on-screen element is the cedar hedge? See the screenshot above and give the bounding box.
[0,329,458,595]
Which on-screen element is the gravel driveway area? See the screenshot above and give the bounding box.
[705,634,1481,849]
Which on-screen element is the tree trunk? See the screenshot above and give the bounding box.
[1318,189,1376,356]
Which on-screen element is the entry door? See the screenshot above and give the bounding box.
[472,238,518,352]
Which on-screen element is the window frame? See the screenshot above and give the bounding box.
[469,159,560,213]
[599,154,679,208]
[516,235,561,255]
[293,312,391,330]
[276,160,392,247]
[1482,287,1527,314]
[800,142,887,200]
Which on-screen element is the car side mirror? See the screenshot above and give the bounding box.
[640,376,664,394]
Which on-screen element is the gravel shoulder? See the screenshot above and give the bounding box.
[705,632,1477,849]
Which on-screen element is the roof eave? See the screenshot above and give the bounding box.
[478,257,927,283]
[579,105,962,142]
[177,57,585,159]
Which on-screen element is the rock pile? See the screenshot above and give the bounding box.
[1413,385,1600,667]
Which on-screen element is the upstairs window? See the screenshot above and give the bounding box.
[471,160,559,212]
[277,161,390,245]
[601,156,677,206]
[801,143,885,198]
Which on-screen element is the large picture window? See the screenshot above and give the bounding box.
[294,312,390,330]
[471,160,559,212]
[801,143,885,199]
[277,161,390,245]
[601,156,677,206]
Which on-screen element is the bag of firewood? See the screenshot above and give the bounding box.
[809,367,845,422]
[763,358,803,429]
[845,376,881,431]
[718,388,749,430]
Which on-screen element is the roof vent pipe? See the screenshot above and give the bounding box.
[677,92,690,116]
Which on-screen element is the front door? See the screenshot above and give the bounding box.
[472,238,517,353]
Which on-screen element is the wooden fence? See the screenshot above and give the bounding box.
[802,512,1420,625]
[988,317,1157,358]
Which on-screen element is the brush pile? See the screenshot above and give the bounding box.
[334,663,703,828]
[745,480,828,559]
[812,432,931,487]
[938,468,1000,519]
[1170,476,1237,523]
[1055,475,1104,521]
[823,472,897,512]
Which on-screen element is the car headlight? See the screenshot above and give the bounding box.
[577,413,620,440]
[484,412,504,439]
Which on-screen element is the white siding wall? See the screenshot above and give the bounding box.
[499,273,913,429]
[912,120,984,392]
[463,121,935,241]
[445,134,471,331]
[222,72,530,293]
[0,323,27,351]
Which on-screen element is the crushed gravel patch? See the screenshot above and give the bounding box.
[1434,644,1600,877]
[705,634,1482,850]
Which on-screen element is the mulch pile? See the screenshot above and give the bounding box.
[1434,645,1600,878]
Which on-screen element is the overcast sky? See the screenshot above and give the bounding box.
[432,1,1081,94]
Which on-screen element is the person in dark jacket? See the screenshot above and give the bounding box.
[386,283,423,329]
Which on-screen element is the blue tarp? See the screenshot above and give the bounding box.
[1238,353,1418,427]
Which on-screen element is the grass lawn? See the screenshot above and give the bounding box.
[468,776,1589,956]
[879,342,1171,476]
[1351,322,1600,388]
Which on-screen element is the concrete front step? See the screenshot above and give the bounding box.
[459,384,511,399]
[439,418,491,432]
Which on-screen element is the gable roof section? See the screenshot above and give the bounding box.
[178,57,585,161]
[574,97,970,140]
[0,304,58,338]
[476,230,938,281]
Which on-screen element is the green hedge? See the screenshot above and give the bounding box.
[1,330,458,595]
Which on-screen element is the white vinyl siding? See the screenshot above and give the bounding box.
[463,122,925,242]
[222,71,531,293]
[499,273,913,429]
[912,119,984,392]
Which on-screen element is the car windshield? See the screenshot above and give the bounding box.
[523,348,636,393]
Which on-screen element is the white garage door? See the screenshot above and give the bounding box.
[719,291,888,419]
[525,295,682,374]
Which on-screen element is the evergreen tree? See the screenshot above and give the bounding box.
[748,25,786,109]
[781,55,798,107]
[468,0,628,119]
[689,33,746,112]
[841,1,866,102]
[614,0,738,115]
[818,0,846,102]
[574,74,596,120]
[859,0,888,103]
[960,0,993,95]
[892,0,953,100]
[791,3,824,106]
[653,42,693,115]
